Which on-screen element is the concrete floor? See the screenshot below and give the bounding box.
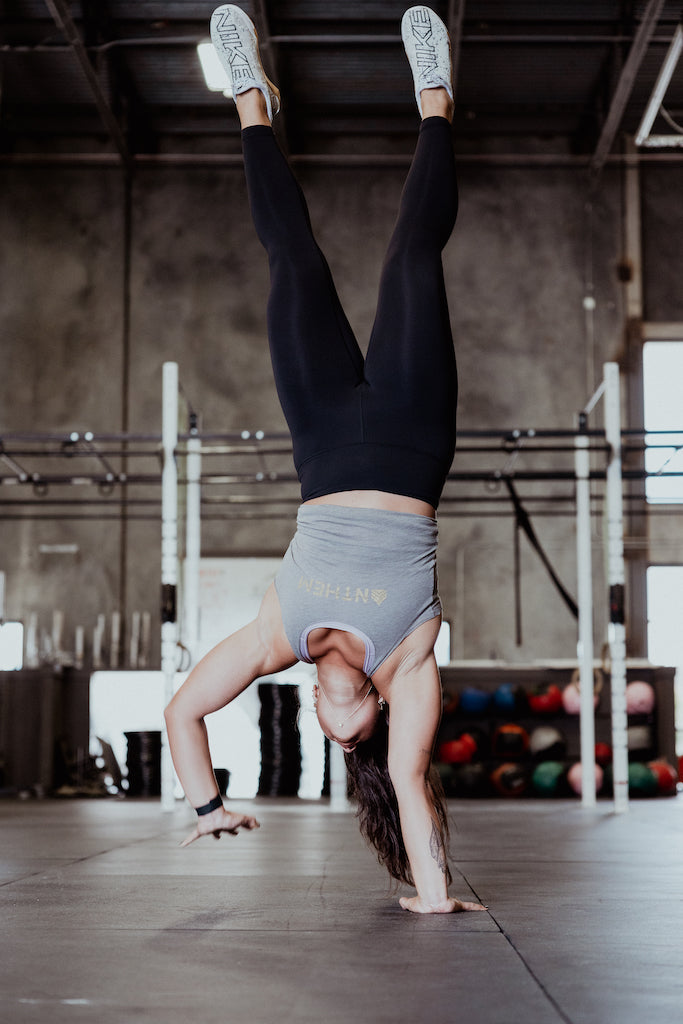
[1,796,682,1024]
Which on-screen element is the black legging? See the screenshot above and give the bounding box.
[241,116,458,509]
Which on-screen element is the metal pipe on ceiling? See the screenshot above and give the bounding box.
[591,0,667,175]
[5,150,683,167]
[43,0,133,172]
[2,33,679,54]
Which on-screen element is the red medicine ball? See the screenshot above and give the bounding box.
[594,742,613,767]
[528,684,563,715]
[438,733,478,765]
[647,759,679,797]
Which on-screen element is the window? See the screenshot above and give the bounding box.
[0,622,23,671]
[647,566,683,756]
[643,341,683,503]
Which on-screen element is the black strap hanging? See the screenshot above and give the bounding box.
[504,478,579,621]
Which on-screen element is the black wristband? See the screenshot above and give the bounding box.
[195,794,223,817]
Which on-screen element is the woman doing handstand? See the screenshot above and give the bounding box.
[165,4,486,915]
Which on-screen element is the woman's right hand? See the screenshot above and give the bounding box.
[399,895,488,914]
[179,807,260,847]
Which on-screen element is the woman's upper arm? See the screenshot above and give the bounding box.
[167,583,297,719]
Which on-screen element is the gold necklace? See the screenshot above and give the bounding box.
[318,678,374,729]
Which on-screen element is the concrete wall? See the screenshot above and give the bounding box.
[0,153,677,669]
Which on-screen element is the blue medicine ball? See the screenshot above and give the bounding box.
[459,687,493,714]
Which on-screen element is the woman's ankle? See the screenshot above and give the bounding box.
[420,87,453,123]
[235,88,271,128]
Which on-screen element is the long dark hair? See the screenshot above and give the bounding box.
[344,712,451,887]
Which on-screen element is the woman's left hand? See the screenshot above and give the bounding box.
[399,895,487,914]
[180,808,260,848]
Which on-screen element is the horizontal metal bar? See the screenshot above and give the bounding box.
[0,438,675,462]
[2,469,683,490]
[0,427,680,451]
[4,150,683,168]
[2,33,677,55]
[0,432,162,442]
[266,33,675,45]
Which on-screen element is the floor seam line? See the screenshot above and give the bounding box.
[0,832,175,888]
[457,867,575,1024]
[491,915,574,1024]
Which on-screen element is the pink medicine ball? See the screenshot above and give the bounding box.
[567,761,604,796]
[562,681,599,715]
[625,680,655,715]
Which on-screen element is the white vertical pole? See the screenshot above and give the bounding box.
[604,362,629,813]
[110,611,121,669]
[574,424,597,806]
[129,611,141,669]
[161,361,179,811]
[184,430,202,667]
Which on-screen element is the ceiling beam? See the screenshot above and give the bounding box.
[590,0,666,175]
[43,0,133,171]
[448,0,465,102]
[4,150,683,169]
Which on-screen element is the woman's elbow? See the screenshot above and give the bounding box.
[163,692,185,730]
[387,758,427,795]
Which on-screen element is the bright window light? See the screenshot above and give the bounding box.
[647,566,683,754]
[435,620,451,666]
[197,41,232,97]
[0,622,24,671]
[643,341,683,503]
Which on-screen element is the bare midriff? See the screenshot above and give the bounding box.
[303,489,435,519]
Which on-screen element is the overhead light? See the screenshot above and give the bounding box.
[635,24,683,147]
[197,40,232,98]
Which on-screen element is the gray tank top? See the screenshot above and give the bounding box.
[275,505,441,677]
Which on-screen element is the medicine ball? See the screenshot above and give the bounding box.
[567,761,604,796]
[529,725,567,761]
[628,762,658,797]
[438,732,478,765]
[528,683,563,715]
[594,741,613,766]
[647,759,679,797]
[452,762,490,798]
[562,668,603,715]
[493,683,528,714]
[490,762,530,797]
[459,687,493,715]
[562,681,600,714]
[531,760,566,797]
[625,680,655,715]
[627,724,654,759]
[492,723,530,758]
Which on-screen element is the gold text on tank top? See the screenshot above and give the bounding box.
[297,577,387,606]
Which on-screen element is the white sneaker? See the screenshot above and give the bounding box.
[210,5,281,121]
[401,6,453,117]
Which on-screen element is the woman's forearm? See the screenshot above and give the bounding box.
[394,777,450,906]
[163,596,297,810]
[164,704,220,808]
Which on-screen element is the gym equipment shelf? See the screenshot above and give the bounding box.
[436,660,677,797]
